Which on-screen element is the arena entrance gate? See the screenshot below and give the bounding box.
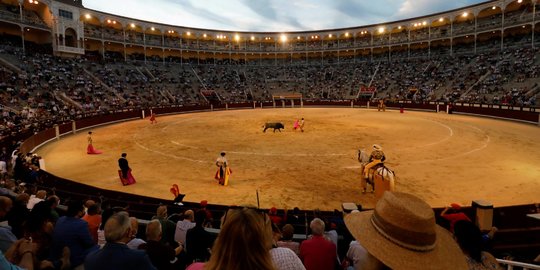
[272,93,303,108]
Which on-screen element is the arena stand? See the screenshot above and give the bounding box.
[1,0,540,268]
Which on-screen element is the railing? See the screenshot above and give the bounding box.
[497,259,540,270]
[56,45,84,55]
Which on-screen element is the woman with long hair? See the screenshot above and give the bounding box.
[187,207,276,270]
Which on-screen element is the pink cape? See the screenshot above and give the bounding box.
[87,144,103,155]
[118,169,136,185]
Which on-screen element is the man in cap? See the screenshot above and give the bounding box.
[363,144,386,186]
[118,153,129,178]
[344,191,468,270]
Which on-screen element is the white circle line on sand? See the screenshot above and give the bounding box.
[224,150,349,157]
[397,117,454,151]
[160,117,195,132]
[134,139,208,163]
[408,124,490,163]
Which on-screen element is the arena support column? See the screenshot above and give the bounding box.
[538,112,540,126]
[291,100,295,108]
[367,101,370,109]
[71,120,76,134]
[226,103,229,110]
[142,110,146,119]
[54,124,60,141]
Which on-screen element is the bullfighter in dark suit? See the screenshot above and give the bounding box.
[118,153,136,185]
[118,153,129,179]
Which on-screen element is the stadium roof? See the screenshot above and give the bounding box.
[82,0,489,32]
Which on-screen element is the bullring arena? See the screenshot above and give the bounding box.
[36,108,540,210]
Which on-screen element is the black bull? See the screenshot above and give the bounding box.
[263,122,285,133]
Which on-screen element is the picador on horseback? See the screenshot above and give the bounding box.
[361,144,387,193]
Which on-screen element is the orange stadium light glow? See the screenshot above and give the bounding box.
[85,14,91,19]
[130,23,135,28]
[280,34,287,42]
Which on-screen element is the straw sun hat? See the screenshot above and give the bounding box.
[345,192,468,270]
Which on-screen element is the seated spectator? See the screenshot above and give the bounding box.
[126,217,145,249]
[24,201,70,269]
[286,207,302,226]
[186,207,275,270]
[269,222,305,270]
[0,196,16,253]
[6,193,29,238]
[440,203,471,232]
[454,220,502,270]
[97,206,126,247]
[299,218,337,270]
[139,219,182,270]
[185,209,213,264]
[153,205,176,247]
[51,200,98,269]
[82,203,102,244]
[268,207,283,225]
[277,224,300,255]
[344,191,468,269]
[344,240,382,270]
[198,200,213,228]
[174,209,195,244]
[84,212,156,270]
[46,195,60,222]
[27,190,46,210]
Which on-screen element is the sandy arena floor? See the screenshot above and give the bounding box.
[36,108,540,211]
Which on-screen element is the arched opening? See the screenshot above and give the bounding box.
[64,28,77,47]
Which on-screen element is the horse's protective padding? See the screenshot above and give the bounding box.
[374,174,392,201]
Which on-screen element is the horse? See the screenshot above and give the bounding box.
[357,149,395,194]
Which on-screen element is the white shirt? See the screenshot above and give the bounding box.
[216,156,228,167]
[174,220,196,244]
[270,247,305,270]
[27,195,44,210]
